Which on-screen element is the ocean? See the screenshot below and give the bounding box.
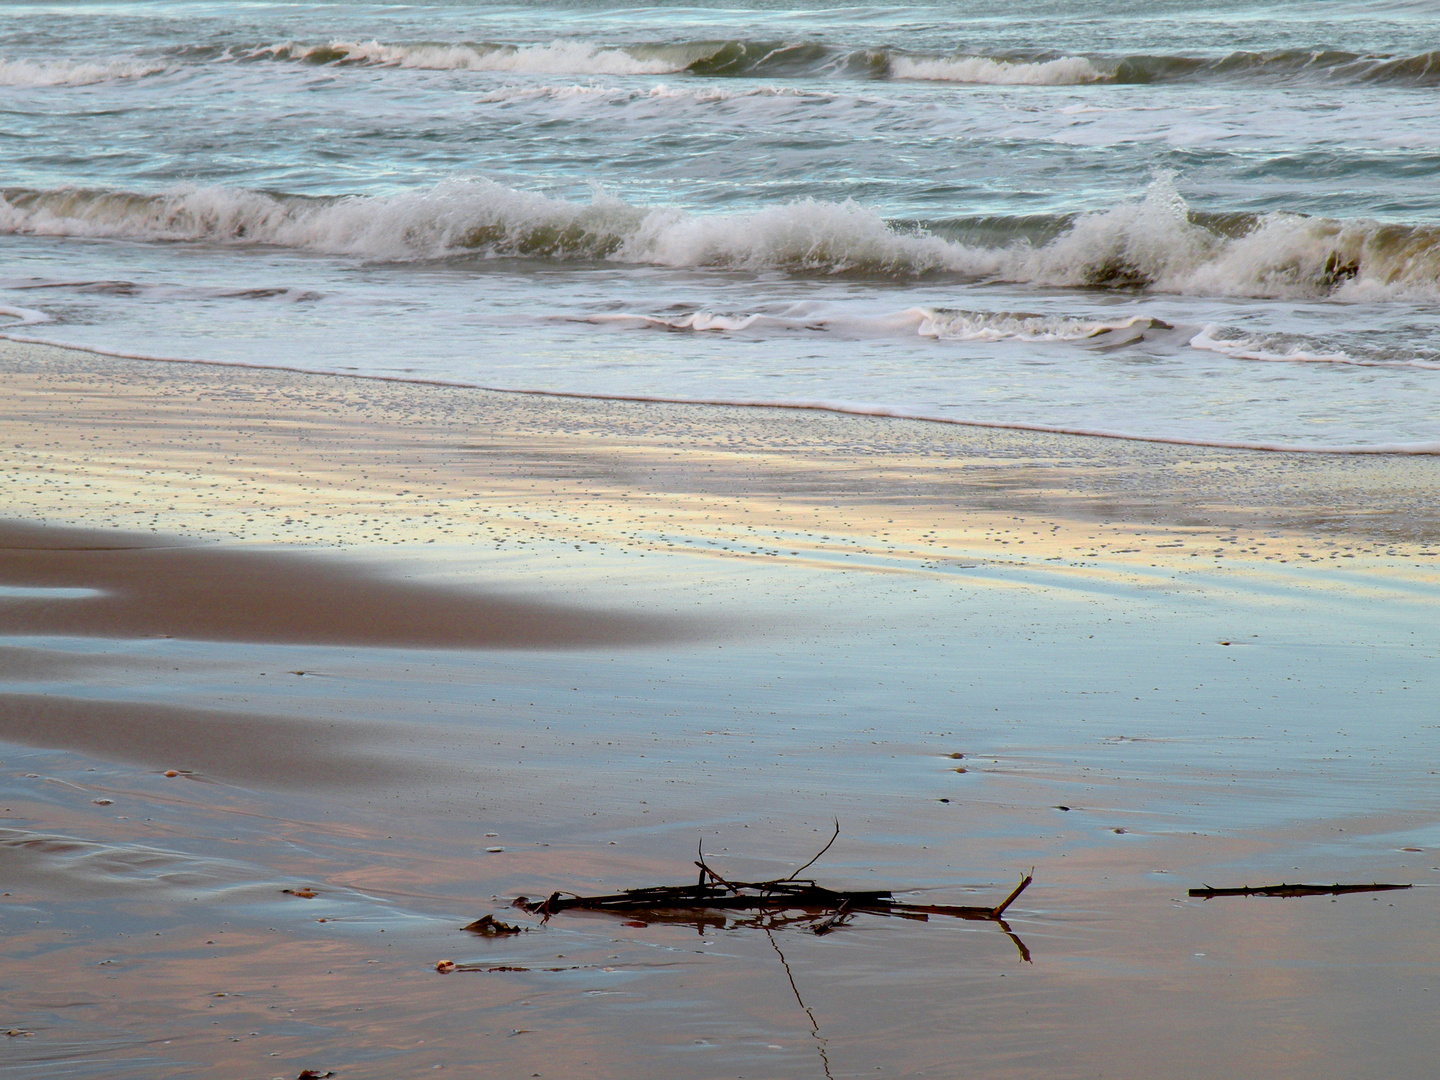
[3,0,1439,451]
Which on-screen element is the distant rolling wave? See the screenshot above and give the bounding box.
[13,38,1440,87]
[173,38,1440,87]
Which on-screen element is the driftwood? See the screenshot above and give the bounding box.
[1189,882,1412,899]
[517,875,1032,923]
[511,823,1032,934]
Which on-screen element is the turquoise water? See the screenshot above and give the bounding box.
[4,0,1440,448]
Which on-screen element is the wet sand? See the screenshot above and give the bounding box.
[0,519,696,648]
[3,340,1439,1080]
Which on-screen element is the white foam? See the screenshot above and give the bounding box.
[585,311,771,332]
[0,180,987,273]
[643,83,822,102]
[0,304,53,326]
[0,57,168,87]
[307,39,685,76]
[475,83,620,102]
[1189,326,1440,370]
[890,54,1105,85]
[476,81,835,106]
[917,308,1159,342]
[583,306,1163,344]
[5,175,1440,302]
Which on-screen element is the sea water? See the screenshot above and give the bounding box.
[3,0,1439,450]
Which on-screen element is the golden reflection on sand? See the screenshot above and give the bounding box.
[4,339,1439,581]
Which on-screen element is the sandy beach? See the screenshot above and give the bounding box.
[3,339,1440,1080]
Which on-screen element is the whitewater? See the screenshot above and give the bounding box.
[3,0,1439,450]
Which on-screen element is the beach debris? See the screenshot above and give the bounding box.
[295,1071,335,1079]
[6,1029,33,1037]
[505,822,1032,933]
[282,887,318,899]
[1189,882,1412,899]
[163,770,180,778]
[435,959,457,973]
[463,914,526,936]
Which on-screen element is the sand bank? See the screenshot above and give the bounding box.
[3,338,1438,568]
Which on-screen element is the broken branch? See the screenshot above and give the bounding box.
[1189,881,1411,899]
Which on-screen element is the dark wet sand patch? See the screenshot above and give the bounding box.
[0,692,436,789]
[0,519,699,649]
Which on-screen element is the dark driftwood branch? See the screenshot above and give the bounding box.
[1189,882,1411,899]
[517,873,1032,924]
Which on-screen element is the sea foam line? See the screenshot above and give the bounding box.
[1189,327,1440,371]
[2,330,1434,456]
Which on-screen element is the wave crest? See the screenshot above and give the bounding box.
[889,55,1104,85]
[315,39,684,75]
[0,57,168,86]
[5,177,1440,300]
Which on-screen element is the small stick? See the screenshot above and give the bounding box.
[812,901,852,936]
[695,838,742,893]
[784,818,841,882]
[1189,882,1411,899]
[990,873,1034,918]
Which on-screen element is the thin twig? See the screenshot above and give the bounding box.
[784,819,840,882]
[811,901,852,936]
[695,837,742,893]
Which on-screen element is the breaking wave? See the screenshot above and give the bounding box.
[0,57,169,86]
[5,176,1440,300]
[16,38,1440,87]
[1189,327,1440,371]
[155,37,1440,87]
[264,38,687,75]
[888,55,1104,85]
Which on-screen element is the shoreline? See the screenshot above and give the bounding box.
[4,337,1439,565]
[5,331,1439,457]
